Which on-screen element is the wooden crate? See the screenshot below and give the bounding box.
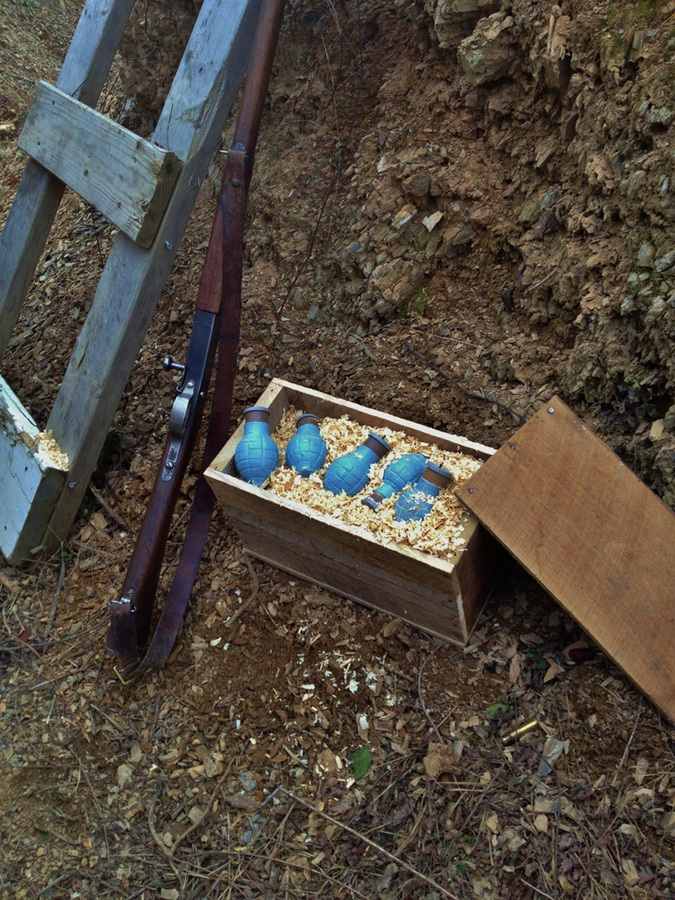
[205,379,500,645]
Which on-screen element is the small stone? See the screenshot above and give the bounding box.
[422,211,444,232]
[637,242,655,268]
[537,736,565,776]
[648,106,673,126]
[649,420,665,442]
[655,249,675,273]
[391,205,417,230]
[117,764,133,789]
[403,171,430,197]
[646,296,666,323]
[239,770,257,792]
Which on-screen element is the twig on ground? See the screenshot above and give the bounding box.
[44,550,66,639]
[274,786,461,900]
[403,340,527,422]
[224,555,260,628]
[521,879,556,900]
[393,796,428,858]
[612,697,643,786]
[0,626,88,740]
[148,779,183,885]
[417,649,444,742]
[172,764,233,856]
[39,873,74,897]
[88,482,131,531]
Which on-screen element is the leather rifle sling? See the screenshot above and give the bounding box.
[134,149,249,676]
[110,0,285,678]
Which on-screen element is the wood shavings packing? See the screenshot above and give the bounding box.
[20,428,69,469]
[266,407,483,561]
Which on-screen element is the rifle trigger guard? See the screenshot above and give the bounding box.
[162,379,195,481]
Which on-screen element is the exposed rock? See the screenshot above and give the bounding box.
[423,0,498,49]
[457,12,517,86]
[656,250,675,274]
[541,11,572,92]
[637,242,656,268]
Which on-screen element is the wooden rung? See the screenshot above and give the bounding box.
[18,82,181,248]
[0,376,69,564]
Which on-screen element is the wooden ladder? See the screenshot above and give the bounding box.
[0,0,262,565]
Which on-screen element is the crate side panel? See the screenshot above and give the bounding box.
[208,472,459,594]
[230,511,467,645]
[454,522,502,636]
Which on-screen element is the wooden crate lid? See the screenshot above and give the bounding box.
[456,396,675,722]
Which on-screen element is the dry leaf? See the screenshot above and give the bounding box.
[543,661,565,683]
[634,757,649,785]
[485,812,500,834]
[534,813,548,833]
[423,743,457,778]
[117,764,133,789]
[508,653,522,685]
[622,859,639,887]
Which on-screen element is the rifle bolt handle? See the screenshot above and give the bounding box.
[163,356,185,374]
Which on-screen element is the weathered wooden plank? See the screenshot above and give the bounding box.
[454,520,503,636]
[209,380,485,585]
[44,0,262,548]
[206,379,499,645]
[231,511,469,645]
[210,469,462,594]
[19,82,181,247]
[0,376,68,564]
[0,0,136,357]
[457,396,675,722]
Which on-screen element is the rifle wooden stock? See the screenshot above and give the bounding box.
[107,309,217,669]
[106,0,285,676]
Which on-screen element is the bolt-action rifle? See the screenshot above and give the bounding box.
[106,0,285,679]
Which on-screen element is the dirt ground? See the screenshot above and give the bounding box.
[1,0,674,898]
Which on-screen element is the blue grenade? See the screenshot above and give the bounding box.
[323,432,390,496]
[285,413,328,477]
[362,453,427,510]
[234,406,279,486]
[394,461,454,521]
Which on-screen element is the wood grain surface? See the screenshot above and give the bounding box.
[19,82,180,247]
[457,397,675,722]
